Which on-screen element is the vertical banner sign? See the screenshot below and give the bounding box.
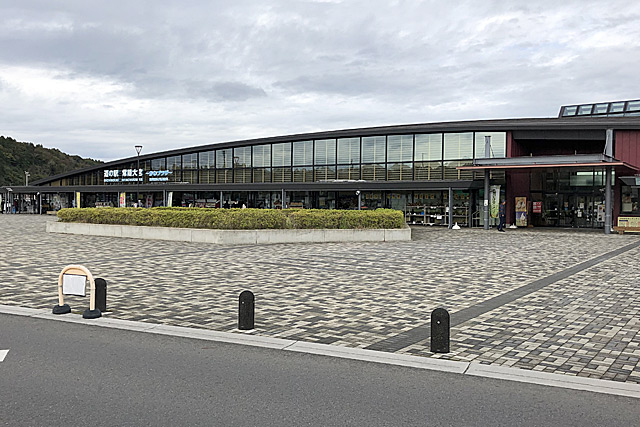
[75,192,81,209]
[119,192,127,208]
[515,197,527,227]
[490,185,500,218]
[167,192,173,207]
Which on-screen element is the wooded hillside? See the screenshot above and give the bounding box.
[0,136,102,186]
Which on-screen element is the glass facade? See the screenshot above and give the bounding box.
[46,131,510,187]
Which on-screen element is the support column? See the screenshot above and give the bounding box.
[38,193,42,215]
[282,189,286,209]
[605,166,612,234]
[448,187,453,229]
[220,191,223,208]
[483,136,491,230]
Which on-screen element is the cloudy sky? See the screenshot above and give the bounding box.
[1,0,639,161]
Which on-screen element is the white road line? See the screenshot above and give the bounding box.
[0,349,8,362]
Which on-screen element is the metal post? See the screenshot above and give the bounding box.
[220,191,223,208]
[282,189,286,209]
[483,136,491,230]
[38,193,42,215]
[135,145,143,207]
[357,190,361,210]
[448,187,453,229]
[605,166,612,234]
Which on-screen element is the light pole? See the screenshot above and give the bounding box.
[24,171,30,186]
[135,145,143,207]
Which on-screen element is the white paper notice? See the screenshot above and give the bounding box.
[62,274,86,296]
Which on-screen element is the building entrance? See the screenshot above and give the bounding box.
[533,193,604,228]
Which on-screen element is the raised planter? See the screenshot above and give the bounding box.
[46,221,411,244]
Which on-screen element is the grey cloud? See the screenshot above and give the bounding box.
[187,80,267,102]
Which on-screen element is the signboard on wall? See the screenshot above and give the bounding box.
[532,202,542,214]
[515,197,527,227]
[103,169,174,183]
[618,216,640,228]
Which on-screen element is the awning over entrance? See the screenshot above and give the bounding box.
[620,176,640,187]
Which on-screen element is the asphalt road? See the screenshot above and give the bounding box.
[1,314,638,426]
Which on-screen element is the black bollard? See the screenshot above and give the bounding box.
[52,304,71,315]
[238,290,255,330]
[430,308,450,353]
[95,278,107,312]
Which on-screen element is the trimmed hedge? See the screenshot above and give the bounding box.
[57,207,405,230]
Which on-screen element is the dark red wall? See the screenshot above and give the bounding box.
[505,171,530,225]
[615,131,640,169]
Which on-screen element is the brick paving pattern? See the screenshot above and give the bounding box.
[1,215,639,384]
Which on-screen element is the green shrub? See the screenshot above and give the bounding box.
[57,207,404,230]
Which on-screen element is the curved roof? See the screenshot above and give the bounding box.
[31,115,640,186]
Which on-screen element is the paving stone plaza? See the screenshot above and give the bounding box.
[1,215,639,384]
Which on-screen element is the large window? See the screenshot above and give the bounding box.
[199,151,215,169]
[387,135,413,162]
[315,139,336,165]
[253,168,271,183]
[234,146,251,168]
[216,148,232,168]
[182,153,198,169]
[293,166,313,182]
[167,155,181,171]
[444,132,473,160]
[253,144,271,168]
[337,165,360,180]
[293,141,313,166]
[361,164,386,181]
[415,134,442,161]
[272,167,292,183]
[414,161,442,180]
[362,136,386,163]
[167,155,182,182]
[315,166,336,181]
[337,137,360,164]
[387,163,413,181]
[474,132,506,158]
[272,143,291,167]
[151,157,166,170]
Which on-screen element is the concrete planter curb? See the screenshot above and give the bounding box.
[46,221,411,244]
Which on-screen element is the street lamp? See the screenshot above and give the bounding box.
[135,145,143,207]
[24,171,30,186]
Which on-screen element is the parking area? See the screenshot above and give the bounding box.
[1,215,639,384]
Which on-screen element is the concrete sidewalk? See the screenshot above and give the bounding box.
[1,215,639,384]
